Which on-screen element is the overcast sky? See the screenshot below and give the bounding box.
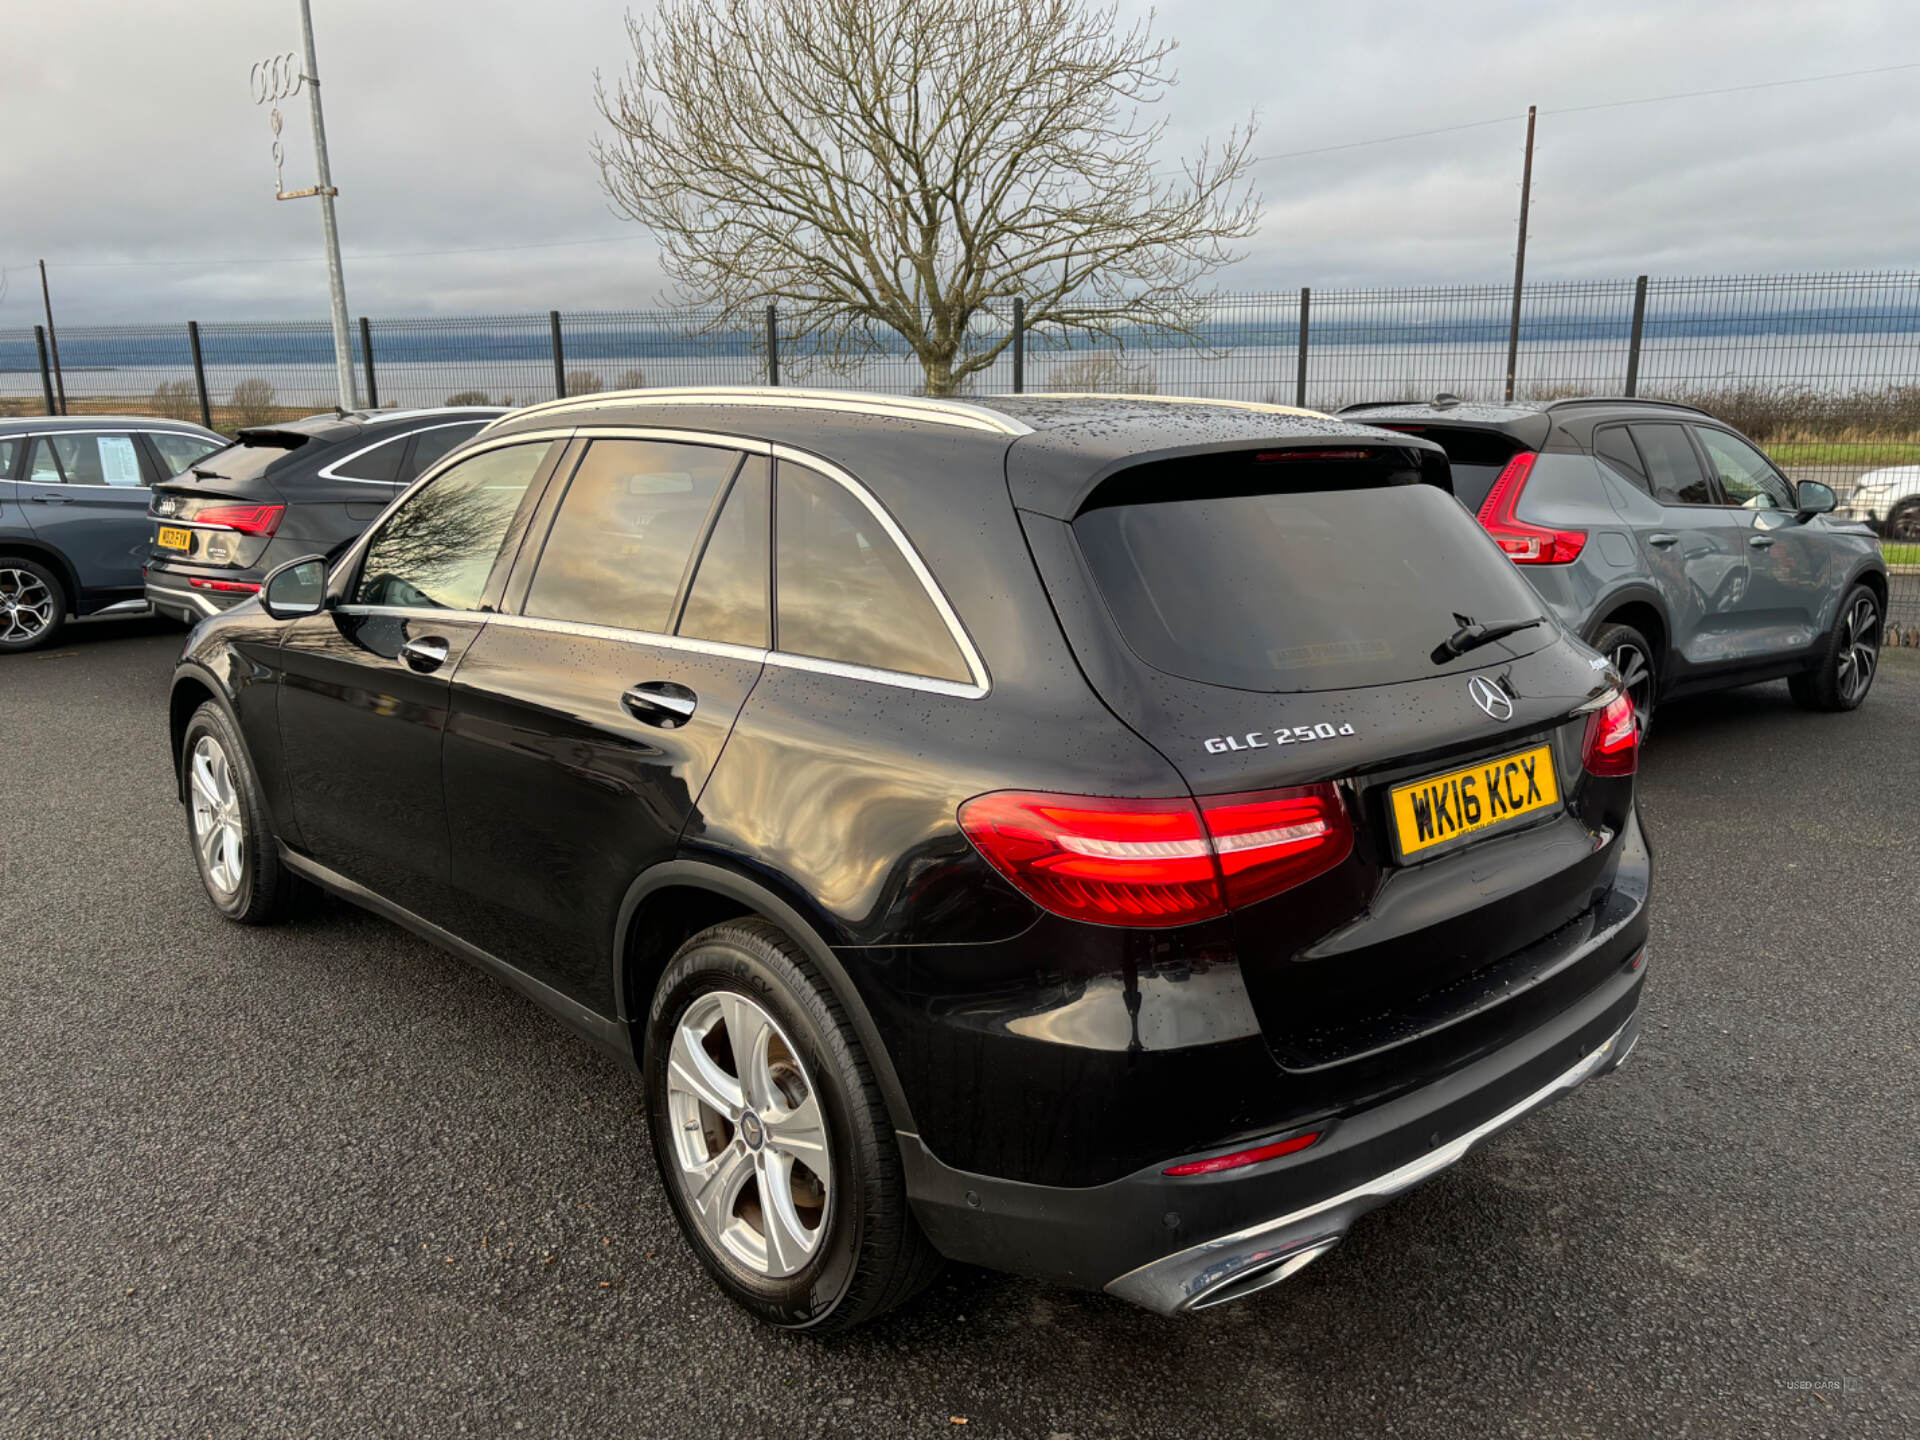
[3,0,1916,324]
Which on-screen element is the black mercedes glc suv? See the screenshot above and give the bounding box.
[167,388,1649,1332]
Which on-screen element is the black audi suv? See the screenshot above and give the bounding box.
[167,388,1649,1331]
[145,405,504,623]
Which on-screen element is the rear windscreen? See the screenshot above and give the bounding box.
[1367,425,1526,513]
[180,437,303,485]
[1074,474,1550,693]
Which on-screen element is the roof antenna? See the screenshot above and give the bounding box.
[1431,392,1462,410]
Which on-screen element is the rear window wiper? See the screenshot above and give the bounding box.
[1432,613,1544,663]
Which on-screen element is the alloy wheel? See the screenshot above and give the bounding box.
[664,990,832,1278]
[188,735,246,895]
[1892,506,1920,542]
[1835,594,1881,704]
[1610,639,1654,734]
[0,568,55,646]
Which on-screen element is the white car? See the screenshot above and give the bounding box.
[1839,465,1920,542]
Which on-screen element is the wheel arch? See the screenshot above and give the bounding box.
[614,858,919,1139]
[0,539,81,616]
[1589,588,1671,679]
[168,662,235,801]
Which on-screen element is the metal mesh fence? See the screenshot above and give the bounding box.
[5,271,1915,632]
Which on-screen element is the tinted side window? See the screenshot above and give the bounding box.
[523,439,741,632]
[403,423,485,480]
[1629,423,1715,505]
[678,456,770,649]
[54,433,146,487]
[1694,427,1791,509]
[332,434,408,484]
[1592,425,1649,493]
[0,438,15,480]
[355,443,550,610]
[774,462,970,684]
[148,432,223,477]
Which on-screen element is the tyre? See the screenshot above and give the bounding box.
[1889,498,1920,543]
[644,918,941,1333]
[180,700,296,923]
[1590,620,1658,739]
[0,557,67,654]
[1789,583,1882,713]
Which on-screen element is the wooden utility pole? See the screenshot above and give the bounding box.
[38,260,67,414]
[1503,106,1536,403]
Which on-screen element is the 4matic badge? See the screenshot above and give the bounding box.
[1205,721,1357,755]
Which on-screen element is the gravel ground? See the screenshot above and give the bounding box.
[2,618,1916,1439]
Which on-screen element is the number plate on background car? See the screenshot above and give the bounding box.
[157,526,192,551]
[1389,744,1559,857]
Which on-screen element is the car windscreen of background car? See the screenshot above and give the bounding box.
[1364,424,1527,513]
[1074,454,1550,693]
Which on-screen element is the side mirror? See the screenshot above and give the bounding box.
[1795,480,1836,517]
[260,555,329,620]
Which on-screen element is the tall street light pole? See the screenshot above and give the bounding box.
[254,2,358,411]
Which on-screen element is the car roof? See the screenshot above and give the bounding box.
[233,406,508,447]
[482,387,1445,521]
[0,415,223,436]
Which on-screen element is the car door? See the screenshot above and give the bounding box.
[1597,421,1753,671]
[17,431,159,596]
[273,437,563,925]
[441,436,768,1010]
[1691,424,1827,649]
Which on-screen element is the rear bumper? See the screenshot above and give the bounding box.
[145,569,257,622]
[900,950,1644,1312]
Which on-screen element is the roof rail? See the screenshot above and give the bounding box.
[1006,392,1330,419]
[1542,395,1712,418]
[482,386,1033,437]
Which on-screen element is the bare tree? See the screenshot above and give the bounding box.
[230,378,278,426]
[593,0,1259,395]
[566,369,605,397]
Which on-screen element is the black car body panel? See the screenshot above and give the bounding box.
[145,406,504,623]
[168,390,1649,1313]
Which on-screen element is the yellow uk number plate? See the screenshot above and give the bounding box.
[1390,744,1559,858]
[157,525,192,551]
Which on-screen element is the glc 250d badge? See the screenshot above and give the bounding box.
[1468,675,1515,721]
[1205,722,1358,755]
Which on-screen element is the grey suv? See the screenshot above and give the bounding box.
[1340,397,1889,729]
[0,415,226,652]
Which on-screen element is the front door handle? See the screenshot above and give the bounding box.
[26,493,74,505]
[1647,532,1678,549]
[1748,534,1775,549]
[622,680,698,729]
[399,636,451,673]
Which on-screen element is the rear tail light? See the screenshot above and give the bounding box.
[1582,692,1639,776]
[193,502,285,537]
[1164,1129,1322,1177]
[1475,453,1586,564]
[958,783,1352,929]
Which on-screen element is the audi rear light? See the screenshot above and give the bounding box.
[957,783,1352,929]
[1582,692,1639,777]
[194,502,284,537]
[1475,452,1585,564]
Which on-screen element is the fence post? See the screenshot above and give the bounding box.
[1295,288,1311,407]
[359,316,379,409]
[549,311,567,399]
[1011,298,1026,394]
[187,321,212,428]
[33,326,56,415]
[765,306,780,386]
[1624,276,1648,398]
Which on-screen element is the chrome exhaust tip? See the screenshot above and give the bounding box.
[1185,1236,1342,1311]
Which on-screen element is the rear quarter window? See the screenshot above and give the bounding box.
[1073,453,1548,693]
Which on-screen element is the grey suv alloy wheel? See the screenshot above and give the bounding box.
[1789,584,1882,713]
[0,560,65,653]
[1590,621,1657,737]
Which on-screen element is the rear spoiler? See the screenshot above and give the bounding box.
[233,428,312,449]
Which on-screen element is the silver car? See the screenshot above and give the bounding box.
[1340,397,1889,730]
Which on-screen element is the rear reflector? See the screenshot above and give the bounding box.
[193,502,285,537]
[1164,1130,1322,1176]
[188,578,263,594]
[1475,452,1586,564]
[958,783,1351,928]
[1582,692,1639,776]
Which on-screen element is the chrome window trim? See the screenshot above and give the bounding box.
[482,387,1033,438]
[316,420,492,486]
[332,425,990,701]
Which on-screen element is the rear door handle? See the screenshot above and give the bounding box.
[399,636,451,673]
[1647,533,1678,549]
[1748,534,1775,549]
[622,680,698,729]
